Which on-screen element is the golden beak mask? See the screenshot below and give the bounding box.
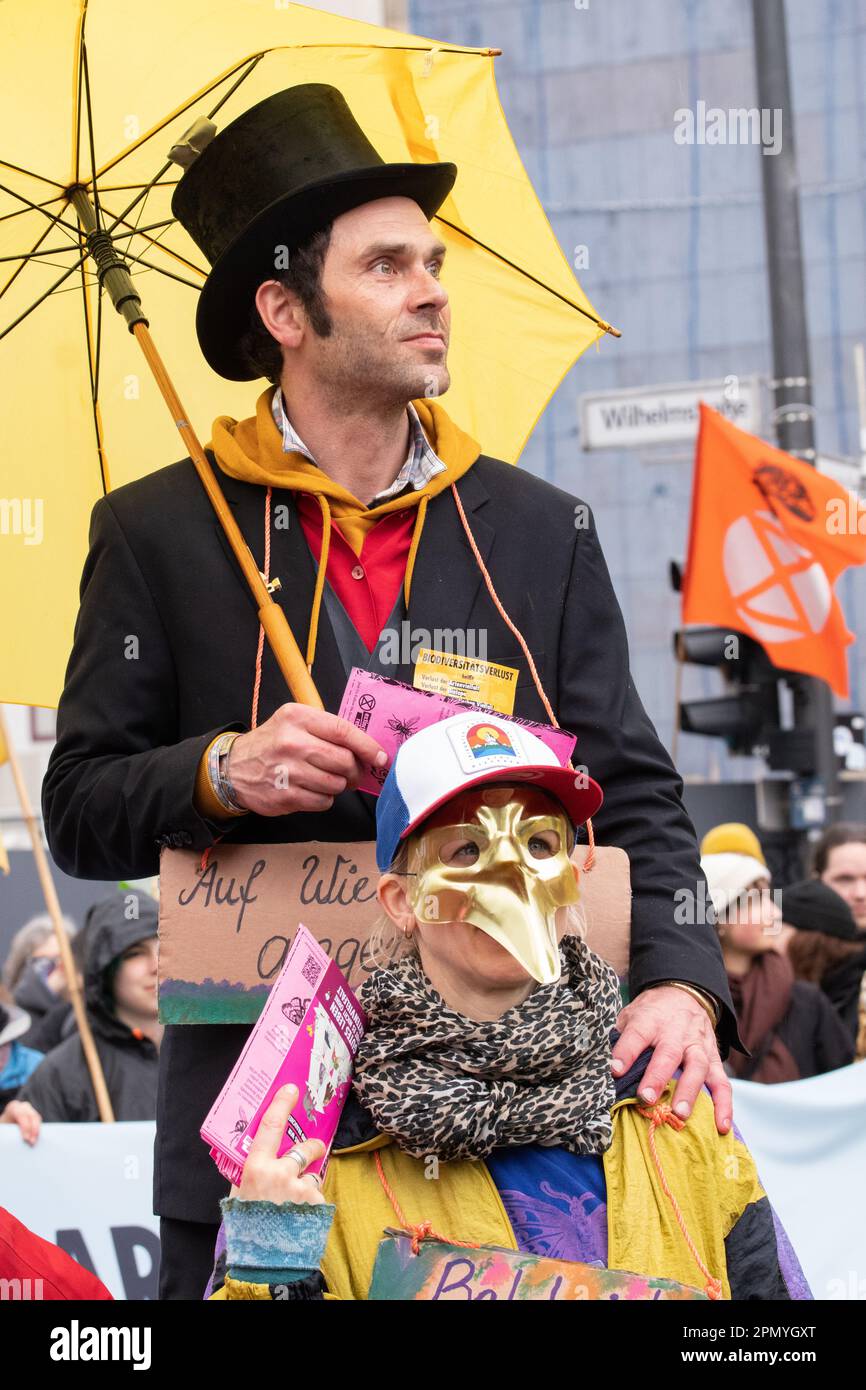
[405,786,579,985]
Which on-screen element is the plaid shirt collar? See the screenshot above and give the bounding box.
[271,387,446,505]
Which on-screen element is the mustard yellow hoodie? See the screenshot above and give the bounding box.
[195,388,481,819]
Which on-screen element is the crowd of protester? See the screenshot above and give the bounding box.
[699,821,866,1083]
[0,825,863,1303]
[1,830,864,1134]
[1,824,863,1147]
[0,890,162,1140]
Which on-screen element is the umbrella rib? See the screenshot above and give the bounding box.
[0,181,81,243]
[94,266,104,403]
[95,182,179,193]
[0,158,66,191]
[73,8,84,185]
[77,232,110,495]
[121,249,203,290]
[78,237,98,405]
[434,214,619,334]
[110,216,205,279]
[81,39,102,226]
[0,197,73,229]
[0,189,86,305]
[98,53,266,231]
[0,250,88,340]
[0,214,70,300]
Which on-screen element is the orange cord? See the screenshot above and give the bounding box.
[374,1152,480,1256]
[450,482,595,872]
[637,1102,723,1300]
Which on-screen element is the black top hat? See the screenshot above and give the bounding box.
[171,84,457,381]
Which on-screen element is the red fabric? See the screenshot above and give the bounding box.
[0,1206,114,1300]
[296,496,414,652]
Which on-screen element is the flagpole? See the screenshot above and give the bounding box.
[0,708,115,1122]
[751,0,841,833]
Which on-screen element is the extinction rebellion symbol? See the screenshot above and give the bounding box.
[753,462,816,523]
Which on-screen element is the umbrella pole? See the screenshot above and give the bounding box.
[132,322,323,709]
[0,708,114,1122]
[68,189,323,711]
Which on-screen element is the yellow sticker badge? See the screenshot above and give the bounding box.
[412,648,519,715]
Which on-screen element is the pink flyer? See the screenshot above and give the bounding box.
[338,668,578,796]
[201,925,366,1187]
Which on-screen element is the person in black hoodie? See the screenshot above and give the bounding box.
[13,893,161,1123]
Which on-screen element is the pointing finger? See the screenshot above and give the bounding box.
[247,1085,298,1161]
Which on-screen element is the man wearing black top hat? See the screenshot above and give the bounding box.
[43,84,739,1298]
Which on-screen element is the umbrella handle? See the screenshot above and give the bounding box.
[131,323,323,709]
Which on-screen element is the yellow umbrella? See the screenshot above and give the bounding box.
[0,0,617,709]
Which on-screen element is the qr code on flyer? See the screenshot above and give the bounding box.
[301,954,322,989]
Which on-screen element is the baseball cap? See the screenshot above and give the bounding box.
[375,712,602,871]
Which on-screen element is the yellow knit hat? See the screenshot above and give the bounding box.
[700,822,766,865]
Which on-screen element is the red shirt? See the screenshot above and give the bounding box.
[295,496,415,653]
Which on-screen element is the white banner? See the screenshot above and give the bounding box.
[1,1122,159,1301]
[731,1063,866,1300]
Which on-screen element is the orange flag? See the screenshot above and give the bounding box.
[683,404,866,698]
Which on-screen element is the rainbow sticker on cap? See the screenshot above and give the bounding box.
[375,711,604,872]
[467,723,518,758]
[448,718,523,774]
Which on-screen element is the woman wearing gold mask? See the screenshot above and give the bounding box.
[208,713,808,1302]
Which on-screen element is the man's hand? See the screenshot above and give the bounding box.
[227,706,387,817]
[233,1086,327,1205]
[0,1100,42,1145]
[611,985,732,1134]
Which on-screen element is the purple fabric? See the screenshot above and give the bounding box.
[487,1148,608,1265]
[203,1221,226,1300]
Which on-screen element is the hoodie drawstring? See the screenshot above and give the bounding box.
[306,493,332,672]
[305,490,431,670]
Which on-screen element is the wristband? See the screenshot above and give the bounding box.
[207,733,247,816]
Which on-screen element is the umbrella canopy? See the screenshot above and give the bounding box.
[0,0,615,708]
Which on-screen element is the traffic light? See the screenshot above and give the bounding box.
[673,625,782,757]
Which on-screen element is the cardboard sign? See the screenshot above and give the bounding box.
[158,841,631,1025]
[367,1233,707,1301]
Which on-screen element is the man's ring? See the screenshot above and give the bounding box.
[286,1147,308,1173]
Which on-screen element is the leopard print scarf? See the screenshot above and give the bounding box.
[353,935,620,1162]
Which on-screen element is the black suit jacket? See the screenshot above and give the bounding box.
[43,451,737,1223]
